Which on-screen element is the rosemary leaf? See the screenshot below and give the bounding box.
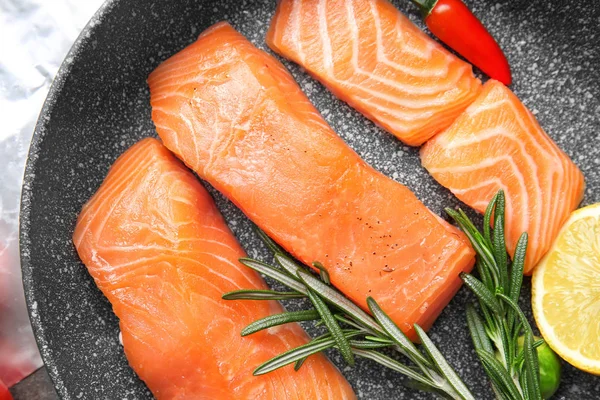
[307,289,355,366]
[466,303,494,355]
[524,332,542,400]
[256,228,285,255]
[461,273,503,315]
[476,350,524,400]
[364,335,395,345]
[349,339,392,350]
[512,320,524,359]
[242,309,320,336]
[415,325,475,400]
[447,208,499,286]
[507,233,527,334]
[253,330,362,375]
[531,339,545,349]
[352,348,436,389]
[519,369,529,400]
[498,319,513,371]
[297,270,382,335]
[497,294,542,399]
[294,357,307,371]
[254,338,336,375]
[480,304,496,334]
[483,191,500,246]
[514,339,545,367]
[312,261,331,284]
[476,259,494,291]
[492,190,509,292]
[366,297,432,368]
[305,331,335,345]
[509,233,528,304]
[496,295,533,336]
[275,253,303,277]
[334,314,371,332]
[222,289,305,301]
[492,386,512,400]
[239,258,307,294]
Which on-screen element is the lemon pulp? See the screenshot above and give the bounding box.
[532,203,600,375]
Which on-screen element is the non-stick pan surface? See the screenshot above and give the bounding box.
[20,0,600,398]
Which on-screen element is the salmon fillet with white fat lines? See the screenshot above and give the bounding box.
[421,80,585,274]
[73,138,356,399]
[148,22,475,340]
[266,0,482,146]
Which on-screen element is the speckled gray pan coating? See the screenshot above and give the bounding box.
[20,0,600,398]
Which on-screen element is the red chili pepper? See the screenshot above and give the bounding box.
[412,0,512,85]
[0,378,13,400]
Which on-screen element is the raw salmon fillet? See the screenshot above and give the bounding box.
[421,80,585,274]
[265,0,482,146]
[148,22,475,340]
[72,138,355,400]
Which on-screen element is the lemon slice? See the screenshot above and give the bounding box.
[532,203,600,374]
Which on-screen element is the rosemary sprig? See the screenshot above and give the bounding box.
[446,190,542,400]
[224,189,540,399]
[224,230,475,400]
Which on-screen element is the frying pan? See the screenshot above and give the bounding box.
[20,0,600,398]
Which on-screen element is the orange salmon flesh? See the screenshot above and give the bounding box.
[148,22,475,340]
[73,138,356,399]
[421,80,585,274]
[266,0,482,146]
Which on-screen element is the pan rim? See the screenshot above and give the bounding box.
[19,1,118,398]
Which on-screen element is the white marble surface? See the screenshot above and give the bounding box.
[0,0,104,386]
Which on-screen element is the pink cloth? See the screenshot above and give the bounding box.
[0,242,39,387]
